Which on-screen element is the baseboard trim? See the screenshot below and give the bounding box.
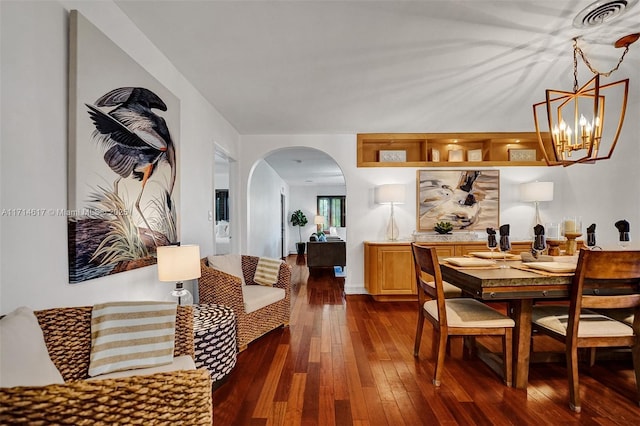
[344,285,367,295]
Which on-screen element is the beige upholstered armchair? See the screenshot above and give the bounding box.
[199,255,291,351]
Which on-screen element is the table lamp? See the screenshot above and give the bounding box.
[375,184,405,241]
[157,244,201,305]
[314,215,324,233]
[520,181,554,226]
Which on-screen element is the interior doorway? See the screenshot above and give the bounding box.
[280,193,286,259]
[261,147,346,257]
[214,148,232,254]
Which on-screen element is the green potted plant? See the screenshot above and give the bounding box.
[434,221,454,234]
[290,209,308,254]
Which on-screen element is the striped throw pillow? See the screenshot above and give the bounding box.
[88,301,177,377]
[253,257,282,286]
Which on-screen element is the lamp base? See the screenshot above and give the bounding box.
[386,203,400,241]
[386,214,399,241]
[171,282,193,306]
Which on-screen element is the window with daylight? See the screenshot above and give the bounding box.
[317,195,346,232]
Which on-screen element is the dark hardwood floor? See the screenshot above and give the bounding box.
[212,255,640,425]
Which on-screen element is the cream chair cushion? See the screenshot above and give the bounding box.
[0,306,65,387]
[532,305,634,337]
[424,299,515,328]
[603,308,634,326]
[242,285,286,314]
[208,254,246,285]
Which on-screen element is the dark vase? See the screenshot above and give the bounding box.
[296,242,306,255]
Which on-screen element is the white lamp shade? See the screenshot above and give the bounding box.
[314,215,324,225]
[375,184,405,204]
[520,181,554,202]
[157,245,201,282]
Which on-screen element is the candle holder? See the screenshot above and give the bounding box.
[545,223,562,255]
[562,216,582,256]
[546,238,564,256]
[564,232,582,255]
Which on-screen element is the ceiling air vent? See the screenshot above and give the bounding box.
[573,0,638,28]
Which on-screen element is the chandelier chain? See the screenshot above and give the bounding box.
[573,41,579,93]
[572,38,630,91]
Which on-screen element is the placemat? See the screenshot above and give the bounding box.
[510,264,575,277]
[444,262,501,270]
[465,254,521,261]
[467,252,520,260]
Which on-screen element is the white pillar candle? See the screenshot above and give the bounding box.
[562,217,581,234]
[564,219,576,233]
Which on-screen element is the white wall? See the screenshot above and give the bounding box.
[214,158,230,190]
[0,1,239,312]
[246,160,288,258]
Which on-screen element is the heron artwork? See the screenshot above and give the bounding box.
[85,87,176,258]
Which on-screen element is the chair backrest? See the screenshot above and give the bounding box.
[34,305,194,382]
[568,249,640,338]
[411,243,448,326]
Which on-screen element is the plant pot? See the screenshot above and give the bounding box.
[296,242,306,255]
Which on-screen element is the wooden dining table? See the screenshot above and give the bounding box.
[439,260,574,389]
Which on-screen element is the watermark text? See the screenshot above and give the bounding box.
[1,208,129,217]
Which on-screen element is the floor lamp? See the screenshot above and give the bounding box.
[375,184,405,241]
[520,182,554,228]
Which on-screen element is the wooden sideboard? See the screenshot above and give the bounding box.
[363,240,534,301]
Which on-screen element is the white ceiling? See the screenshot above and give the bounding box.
[264,147,345,186]
[115,0,639,184]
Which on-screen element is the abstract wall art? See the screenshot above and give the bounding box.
[416,170,499,232]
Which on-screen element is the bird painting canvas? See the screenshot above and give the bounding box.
[68,11,180,283]
[417,170,499,232]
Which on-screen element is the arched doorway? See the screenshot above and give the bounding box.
[247,147,345,261]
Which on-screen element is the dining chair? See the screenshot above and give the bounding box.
[415,249,462,299]
[411,243,515,386]
[531,249,640,413]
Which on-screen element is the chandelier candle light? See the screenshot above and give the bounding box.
[533,34,637,166]
[375,184,405,241]
[157,244,201,305]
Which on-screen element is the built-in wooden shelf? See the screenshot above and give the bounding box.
[357,132,551,167]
